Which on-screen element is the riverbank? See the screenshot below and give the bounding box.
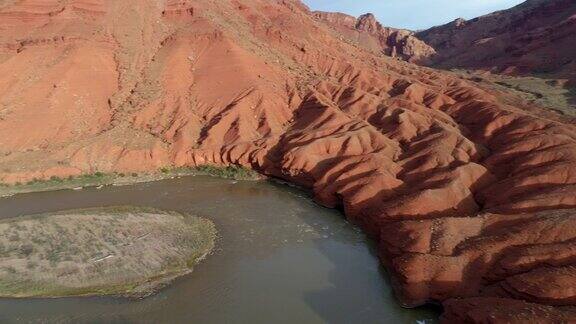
[0,206,216,298]
[0,165,263,198]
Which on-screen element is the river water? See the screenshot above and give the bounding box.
[0,176,438,323]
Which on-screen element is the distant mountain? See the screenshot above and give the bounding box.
[313,11,436,63]
[417,0,576,83]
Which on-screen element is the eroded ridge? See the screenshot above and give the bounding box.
[0,0,574,321]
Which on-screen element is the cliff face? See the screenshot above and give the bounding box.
[417,0,576,81]
[313,11,436,63]
[1,0,576,322]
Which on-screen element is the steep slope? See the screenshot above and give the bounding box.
[313,11,435,63]
[417,0,576,83]
[1,0,576,322]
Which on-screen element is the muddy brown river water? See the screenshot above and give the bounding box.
[0,176,438,323]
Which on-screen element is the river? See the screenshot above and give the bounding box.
[0,176,438,323]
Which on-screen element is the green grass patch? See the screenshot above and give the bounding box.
[188,165,261,180]
[0,165,262,197]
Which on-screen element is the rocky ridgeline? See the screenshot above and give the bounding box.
[416,0,576,81]
[312,11,436,63]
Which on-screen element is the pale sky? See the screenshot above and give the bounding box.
[303,0,526,30]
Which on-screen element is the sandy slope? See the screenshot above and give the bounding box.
[0,0,575,322]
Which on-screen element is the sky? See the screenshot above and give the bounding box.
[303,0,526,30]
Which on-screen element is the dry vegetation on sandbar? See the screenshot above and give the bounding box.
[0,207,216,298]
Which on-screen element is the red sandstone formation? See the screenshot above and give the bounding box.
[313,11,436,63]
[0,0,575,322]
[417,0,576,82]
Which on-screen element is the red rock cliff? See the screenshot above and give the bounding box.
[313,11,436,63]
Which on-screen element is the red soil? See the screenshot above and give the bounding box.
[0,0,575,322]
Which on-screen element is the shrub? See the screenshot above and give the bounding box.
[194,165,260,180]
[4,266,16,274]
[19,244,34,257]
[50,176,63,183]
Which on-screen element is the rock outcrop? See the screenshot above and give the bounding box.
[0,0,575,322]
[417,0,576,82]
[313,11,436,63]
